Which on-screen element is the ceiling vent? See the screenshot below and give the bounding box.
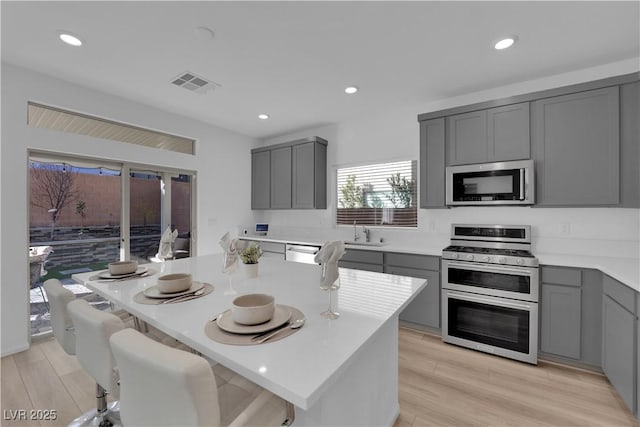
[171,71,220,94]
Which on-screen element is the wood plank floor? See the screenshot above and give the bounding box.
[1,328,638,426]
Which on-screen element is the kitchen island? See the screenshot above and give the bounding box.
[73,254,427,426]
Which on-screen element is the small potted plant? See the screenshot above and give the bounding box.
[239,242,263,278]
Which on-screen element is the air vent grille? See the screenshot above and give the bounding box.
[171,71,220,94]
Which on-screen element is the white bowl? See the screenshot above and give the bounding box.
[231,294,275,325]
[108,260,138,276]
[156,273,192,294]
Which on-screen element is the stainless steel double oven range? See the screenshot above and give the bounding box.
[441,224,539,364]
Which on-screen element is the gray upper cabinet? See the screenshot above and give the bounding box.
[270,147,292,209]
[532,86,620,206]
[447,102,530,166]
[447,110,488,165]
[252,136,327,210]
[487,102,530,162]
[292,142,327,209]
[620,82,640,208]
[419,118,446,208]
[251,150,271,209]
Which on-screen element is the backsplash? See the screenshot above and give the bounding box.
[246,207,639,259]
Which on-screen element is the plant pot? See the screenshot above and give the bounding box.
[244,263,259,278]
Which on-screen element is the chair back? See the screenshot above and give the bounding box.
[67,299,124,393]
[42,279,76,355]
[110,328,221,427]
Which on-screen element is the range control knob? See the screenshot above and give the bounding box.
[450,253,459,259]
[479,255,490,263]
[465,254,474,261]
[498,257,507,264]
[516,258,524,266]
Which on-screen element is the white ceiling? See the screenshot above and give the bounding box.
[2,1,639,140]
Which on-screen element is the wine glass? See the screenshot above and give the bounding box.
[320,265,340,319]
[222,252,238,295]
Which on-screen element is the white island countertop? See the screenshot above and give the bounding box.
[240,236,640,292]
[73,254,426,425]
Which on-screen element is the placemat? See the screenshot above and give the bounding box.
[204,305,304,346]
[134,283,214,305]
[88,267,157,282]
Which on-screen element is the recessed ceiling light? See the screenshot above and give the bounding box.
[494,36,517,50]
[345,86,358,94]
[258,114,270,120]
[58,31,83,47]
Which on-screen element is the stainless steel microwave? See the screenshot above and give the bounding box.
[446,160,535,206]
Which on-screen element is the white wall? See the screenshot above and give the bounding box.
[1,63,259,356]
[258,58,640,259]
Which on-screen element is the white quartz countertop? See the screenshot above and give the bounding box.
[73,254,426,410]
[240,236,640,292]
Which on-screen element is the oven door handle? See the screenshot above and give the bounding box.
[446,290,535,310]
[445,261,534,276]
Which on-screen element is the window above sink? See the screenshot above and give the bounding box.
[336,160,417,228]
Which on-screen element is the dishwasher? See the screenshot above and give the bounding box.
[285,244,321,264]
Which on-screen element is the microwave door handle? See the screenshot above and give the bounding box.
[519,169,525,200]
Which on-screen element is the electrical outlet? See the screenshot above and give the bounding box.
[560,222,571,235]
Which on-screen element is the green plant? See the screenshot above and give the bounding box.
[75,200,86,230]
[339,175,364,208]
[239,242,262,264]
[386,173,415,208]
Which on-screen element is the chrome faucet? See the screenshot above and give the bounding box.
[363,227,371,243]
[353,220,359,241]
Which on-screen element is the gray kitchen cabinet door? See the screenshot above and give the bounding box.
[532,86,620,206]
[292,142,327,209]
[447,110,488,165]
[540,283,581,359]
[292,142,315,209]
[620,81,640,208]
[386,266,440,329]
[487,102,530,162]
[270,147,292,209]
[419,118,446,208]
[251,150,271,209]
[602,294,636,413]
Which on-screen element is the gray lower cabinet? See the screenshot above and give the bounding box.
[386,266,440,329]
[419,118,446,208]
[270,147,292,209]
[541,283,581,359]
[251,150,271,209]
[338,249,384,273]
[447,102,530,166]
[602,290,636,413]
[532,86,620,206]
[539,266,602,366]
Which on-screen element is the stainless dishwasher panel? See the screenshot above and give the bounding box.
[285,244,321,264]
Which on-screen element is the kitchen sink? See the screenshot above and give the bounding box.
[343,240,387,247]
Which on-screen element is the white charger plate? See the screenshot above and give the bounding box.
[216,305,291,334]
[143,281,204,299]
[97,266,148,279]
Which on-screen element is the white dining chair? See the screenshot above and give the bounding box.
[42,279,77,355]
[67,299,124,426]
[110,328,290,427]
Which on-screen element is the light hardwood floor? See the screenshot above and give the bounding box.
[1,328,638,426]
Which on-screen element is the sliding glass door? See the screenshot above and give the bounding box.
[29,153,195,337]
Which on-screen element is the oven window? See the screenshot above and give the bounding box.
[448,297,530,353]
[448,268,530,294]
[452,169,520,201]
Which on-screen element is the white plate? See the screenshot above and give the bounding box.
[97,266,148,279]
[143,281,204,299]
[216,305,291,335]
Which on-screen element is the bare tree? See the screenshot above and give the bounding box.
[30,164,79,239]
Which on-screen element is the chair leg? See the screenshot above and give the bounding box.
[38,285,50,312]
[282,401,295,426]
[68,383,121,427]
